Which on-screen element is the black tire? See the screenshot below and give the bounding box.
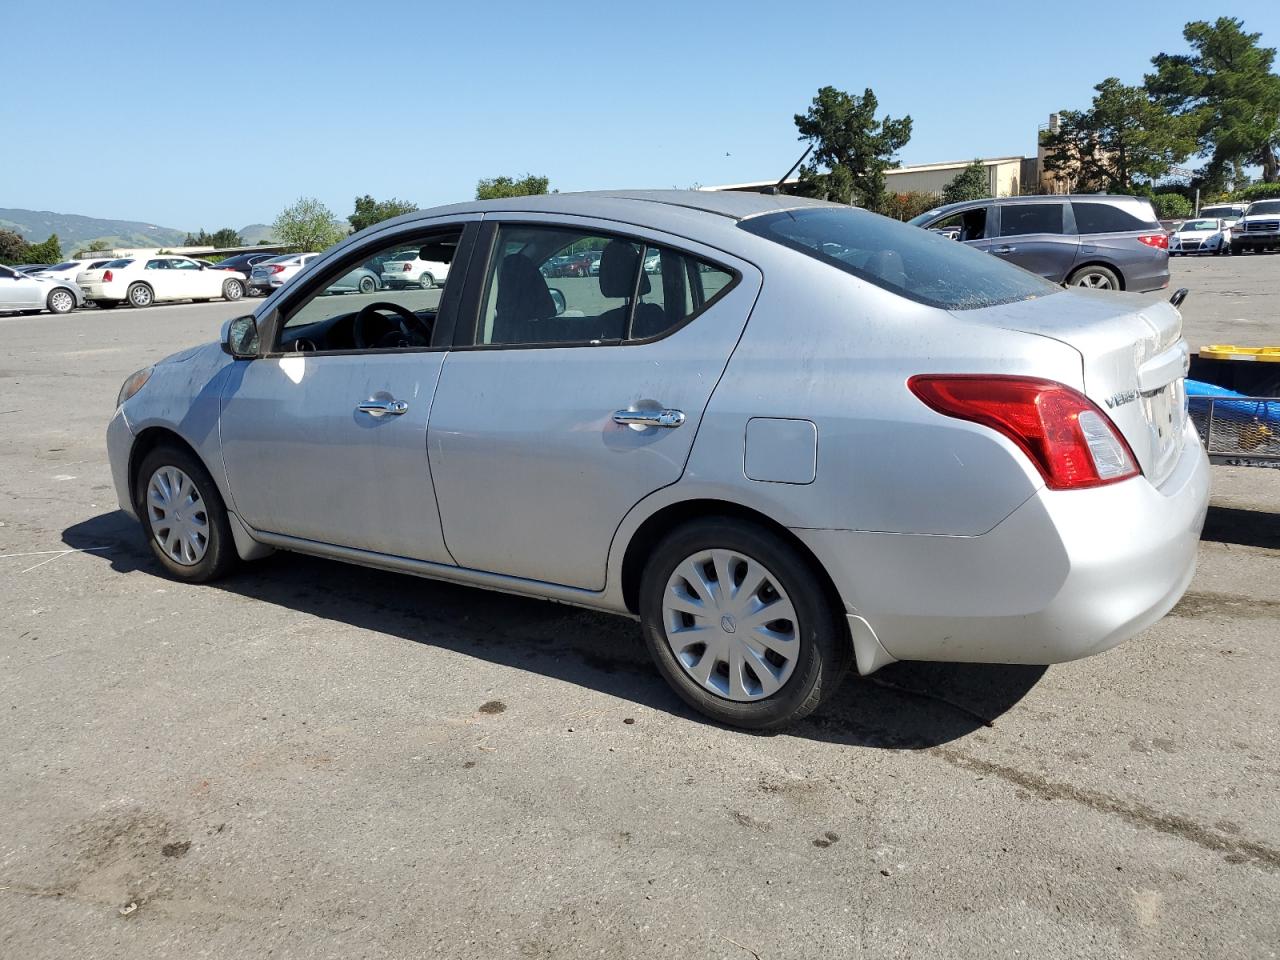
[135,444,238,583]
[1067,264,1121,290]
[127,283,154,308]
[222,278,244,301]
[46,287,76,314]
[639,517,851,730]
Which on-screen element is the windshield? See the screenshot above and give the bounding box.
[1246,200,1280,216]
[740,206,1059,310]
[1199,206,1238,219]
[1179,220,1219,232]
[908,208,948,226]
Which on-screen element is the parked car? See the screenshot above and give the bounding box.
[909,194,1169,292]
[32,258,114,281]
[1170,218,1230,256]
[0,262,83,314]
[209,252,280,277]
[1230,199,1280,254]
[15,264,51,274]
[381,248,450,288]
[1198,202,1246,227]
[325,265,382,294]
[77,256,246,308]
[247,254,318,296]
[106,190,1207,730]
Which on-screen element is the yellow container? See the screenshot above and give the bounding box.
[1199,345,1280,362]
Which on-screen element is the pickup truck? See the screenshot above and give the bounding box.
[1230,199,1280,254]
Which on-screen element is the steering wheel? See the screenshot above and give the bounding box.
[352,301,433,349]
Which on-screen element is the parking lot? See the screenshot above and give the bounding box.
[1,255,1278,958]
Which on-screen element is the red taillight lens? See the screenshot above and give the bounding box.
[907,375,1140,490]
[402,263,411,272]
[1138,233,1169,249]
[268,264,285,274]
[103,270,113,282]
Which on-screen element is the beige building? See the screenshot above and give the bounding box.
[706,155,1037,199]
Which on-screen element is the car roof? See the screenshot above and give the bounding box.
[918,194,1153,218]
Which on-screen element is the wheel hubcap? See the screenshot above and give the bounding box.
[51,291,72,311]
[146,466,209,566]
[1077,273,1111,289]
[133,287,151,305]
[662,549,799,702]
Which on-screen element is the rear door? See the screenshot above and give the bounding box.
[427,216,757,590]
[991,201,1076,281]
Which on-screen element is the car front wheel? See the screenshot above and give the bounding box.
[46,288,76,314]
[639,518,850,730]
[136,445,238,582]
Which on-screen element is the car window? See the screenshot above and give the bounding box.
[145,259,169,269]
[1179,220,1219,232]
[476,225,734,346]
[0,265,15,279]
[170,258,200,270]
[924,207,987,242]
[1246,200,1280,216]
[1071,201,1157,234]
[105,259,134,268]
[741,206,1059,310]
[277,230,463,353]
[999,203,1064,237]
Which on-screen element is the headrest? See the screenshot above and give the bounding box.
[598,240,651,298]
[495,254,555,321]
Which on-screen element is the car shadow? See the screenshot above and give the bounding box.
[63,511,1046,749]
[1201,504,1280,551]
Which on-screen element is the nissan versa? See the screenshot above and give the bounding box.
[106,191,1210,729]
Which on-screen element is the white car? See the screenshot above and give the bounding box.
[0,262,83,314]
[247,253,318,296]
[32,258,115,281]
[77,256,247,309]
[1169,218,1229,256]
[380,248,450,289]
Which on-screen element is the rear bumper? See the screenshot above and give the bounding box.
[81,282,126,301]
[794,420,1210,671]
[106,406,137,520]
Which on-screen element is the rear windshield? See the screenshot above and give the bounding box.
[105,259,134,268]
[49,261,78,270]
[1246,200,1280,216]
[740,207,1059,310]
[1199,206,1240,219]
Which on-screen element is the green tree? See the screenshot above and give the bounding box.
[1042,78,1199,192]
[184,227,245,247]
[1153,193,1193,219]
[1146,17,1280,184]
[877,191,941,221]
[793,86,912,209]
[0,229,27,265]
[475,174,551,200]
[941,160,991,204]
[272,197,345,252]
[23,234,62,264]
[349,195,418,233]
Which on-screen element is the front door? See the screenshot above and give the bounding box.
[218,222,475,563]
[0,266,42,308]
[427,218,759,590]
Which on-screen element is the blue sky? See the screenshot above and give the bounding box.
[6,1,1279,231]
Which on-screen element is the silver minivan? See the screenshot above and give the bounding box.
[910,195,1170,293]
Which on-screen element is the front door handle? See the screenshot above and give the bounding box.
[993,245,1016,254]
[357,398,409,417]
[613,408,685,429]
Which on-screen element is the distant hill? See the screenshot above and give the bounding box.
[0,208,189,255]
[239,223,278,246]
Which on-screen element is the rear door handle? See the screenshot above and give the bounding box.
[613,408,685,429]
[357,399,409,417]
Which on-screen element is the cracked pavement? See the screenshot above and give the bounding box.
[1,271,1278,958]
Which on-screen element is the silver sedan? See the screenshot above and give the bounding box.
[105,191,1209,729]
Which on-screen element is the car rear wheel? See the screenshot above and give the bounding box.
[222,278,244,301]
[46,288,76,314]
[359,276,376,294]
[136,445,238,583]
[639,518,850,730]
[419,272,435,289]
[127,283,154,308]
[1068,265,1120,290]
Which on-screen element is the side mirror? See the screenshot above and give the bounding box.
[548,288,566,317]
[222,315,260,358]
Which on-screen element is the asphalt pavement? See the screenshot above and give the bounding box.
[1,262,1277,958]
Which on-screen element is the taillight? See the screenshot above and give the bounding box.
[402,263,412,272]
[103,270,113,282]
[907,375,1139,490]
[268,264,285,274]
[1138,233,1169,249]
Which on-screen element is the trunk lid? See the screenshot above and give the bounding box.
[957,288,1189,487]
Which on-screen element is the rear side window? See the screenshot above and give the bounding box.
[740,207,1059,310]
[1072,201,1157,234]
[1000,203,1064,237]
